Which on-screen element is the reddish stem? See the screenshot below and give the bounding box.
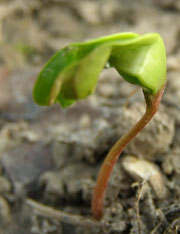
[92,86,165,220]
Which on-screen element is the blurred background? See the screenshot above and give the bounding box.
[0,0,180,233]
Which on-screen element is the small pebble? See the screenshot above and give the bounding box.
[40,172,65,202]
[122,155,167,199]
[98,83,114,98]
[0,176,11,194]
[79,114,91,128]
[162,149,180,175]
[0,196,11,223]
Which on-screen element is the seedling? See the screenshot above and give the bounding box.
[33,32,166,220]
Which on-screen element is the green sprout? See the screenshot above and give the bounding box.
[33,32,166,220]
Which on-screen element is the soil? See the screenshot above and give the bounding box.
[0,0,180,233]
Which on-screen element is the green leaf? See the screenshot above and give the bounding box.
[33,32,166,107]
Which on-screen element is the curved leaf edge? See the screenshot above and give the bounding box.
[33,32,166,108]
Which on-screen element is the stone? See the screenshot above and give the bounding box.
[0,176,11,194]
[122,155,168,199]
